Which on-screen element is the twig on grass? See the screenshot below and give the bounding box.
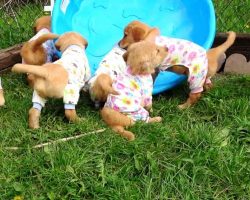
[4,128,106,150]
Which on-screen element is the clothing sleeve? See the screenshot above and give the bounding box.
[141,79,153,107]
[63,83,80,106]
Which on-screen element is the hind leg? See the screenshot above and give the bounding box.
[204,77,213,91]
[111,125,135,141]
[0,78,5,106]
[178,92,202,109]
[65,109,79,122]
[101,107,135,140]
[0,89,5,106]
[29,107,41,129]
[91,73,118,103]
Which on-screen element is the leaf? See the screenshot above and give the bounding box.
[66,165,75,174]
[134,155,140,170]
[181,158,194,164]
[47,192,56,200]
[13,182,24,192]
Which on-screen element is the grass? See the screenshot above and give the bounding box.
[0,3,44,49]
[0,0,250,199]
[0,73,250,199]
[213,0,250,33]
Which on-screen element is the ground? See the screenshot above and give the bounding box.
[0,73,249,199]
[0,0,250,199]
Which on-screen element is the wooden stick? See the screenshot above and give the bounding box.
[4,128,106,150]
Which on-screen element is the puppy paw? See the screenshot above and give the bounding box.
[148,116,162,123]
[75,117,86,123]
[204,82,213,91]
[128,134,135,141]
[178,103,189,110]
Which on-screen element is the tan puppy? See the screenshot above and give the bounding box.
[119,20,236,109]
[21,33,59,65]
[21,16,58,86]
[33,16,51,33]
[0,78,5,106]
[101,41,168,141]
[88,21,156,106]
[12,32,91,129]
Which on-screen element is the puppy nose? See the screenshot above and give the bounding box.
[165,47,168,52]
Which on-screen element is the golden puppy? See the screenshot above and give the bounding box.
[88,21,157,107]
[12,32,91,129]
[101,41,168,141]
[0,78,5,106]
[21,16,58,86]
[119,20,236,109]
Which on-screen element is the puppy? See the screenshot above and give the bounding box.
[21,16,58,86]
[12,32,91,129]
[101,41,168,141]
[119,20,236,109]
[88,21,155,107]
[0,78,5,106]
[88,44,126,108]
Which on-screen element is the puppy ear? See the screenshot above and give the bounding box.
[123,51,129,62]
[132,27,146,42]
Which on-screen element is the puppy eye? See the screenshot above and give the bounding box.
[156,49,160,53]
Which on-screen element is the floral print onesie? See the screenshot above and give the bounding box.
[155,36,209,93]
[88,44,127,102]
[104,67,153,122]
[32,45,91,110]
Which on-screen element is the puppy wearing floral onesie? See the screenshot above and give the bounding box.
[119,20,236,109]
[101,41,168,141]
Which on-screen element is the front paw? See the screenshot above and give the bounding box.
[148,116,162,123]
[178,103,189,110]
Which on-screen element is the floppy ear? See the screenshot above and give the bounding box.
[123,51,129,62]
[132,27,146,42]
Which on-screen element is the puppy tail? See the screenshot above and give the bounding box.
[12,64,48,79]
[30,33,59,51]
[212,31,236,54]
[207,31,236,77]
[101,107,135,141]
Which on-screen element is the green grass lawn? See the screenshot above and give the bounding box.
[0,73,250,199]
[0,0,250,199]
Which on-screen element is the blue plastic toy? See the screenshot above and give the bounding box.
[52,0,216,94]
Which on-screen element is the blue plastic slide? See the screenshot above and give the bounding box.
[52,0,216,94]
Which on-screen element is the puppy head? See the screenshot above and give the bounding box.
[124,41,168,75]
[33,16,51,33]
[21,42,46,65]
[119,20,156,49]
[55,32,88,52]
